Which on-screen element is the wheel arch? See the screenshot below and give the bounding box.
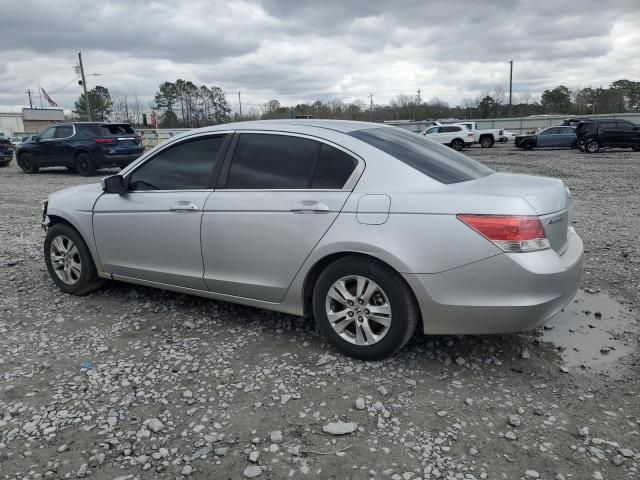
[301,251,423,329]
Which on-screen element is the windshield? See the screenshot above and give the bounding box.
[349,127,494,184]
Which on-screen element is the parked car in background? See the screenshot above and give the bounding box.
[42,120,583,360]
[10,136,26,148]
[515,126,577,150]
[16,122,144,176]
[421,124,474,150]
[575,119,640,153]
[500,130,517,143]
[0,138,12,166]
[449,121,503,148]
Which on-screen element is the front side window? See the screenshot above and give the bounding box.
[349,127,493,185]
[54,125,74,138]
[38,127,56,140]
[425,127,438,135]
[128,135,226,191]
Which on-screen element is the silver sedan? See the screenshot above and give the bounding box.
[42,120,583,360]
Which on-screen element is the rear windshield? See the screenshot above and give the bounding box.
[349,127,493,184]
[101,124,135,135]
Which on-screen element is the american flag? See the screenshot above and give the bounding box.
[40,87,58,107]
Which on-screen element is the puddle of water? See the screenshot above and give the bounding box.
[541,290,638,370]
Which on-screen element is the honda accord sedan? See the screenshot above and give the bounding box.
[42,120,583,360]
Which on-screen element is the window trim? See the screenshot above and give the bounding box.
[53,124,76,140]
[216,130,365,192]
[124,132,232,193]
[37,126,59,141]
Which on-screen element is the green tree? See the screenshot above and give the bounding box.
[74,85,113,121]
[478,96,496,118]
[541,85,571,113]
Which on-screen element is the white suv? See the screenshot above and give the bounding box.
[421,125,474,151]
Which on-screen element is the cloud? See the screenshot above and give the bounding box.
[0,0,639,112]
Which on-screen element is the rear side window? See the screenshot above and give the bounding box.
[349,127,493,185]
[616,121,633,131]
[439,126,460,133]
[129,136,226,190]
[312,144,358,189]
[102,124,135,135]
[227,134,358,189]
[54,125,74,138]
[75,124,102,136]
[599,121,616,130]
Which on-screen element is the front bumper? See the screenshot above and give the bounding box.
[404,227,584,334]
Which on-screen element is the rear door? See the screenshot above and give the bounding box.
[537,127,560,147]
[597,121,617,144]
[614,121,639,146]
[557,127,576,147]
[51,125,75,163]
[93,133,229,289]
[201,132,361,302]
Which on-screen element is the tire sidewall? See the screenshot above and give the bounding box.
[451,139,463,151]
[44,224,99,295]
[312,257,418,360]
[18,153,38,173]
[586,140,599,153]
[75,152,96,176]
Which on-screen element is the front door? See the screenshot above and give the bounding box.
[31,126,58,165]
[93,134,229,289]
[201,132,361,302]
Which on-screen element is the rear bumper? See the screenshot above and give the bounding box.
[0,153,12,164]
[404,227,583,334]
[95,152,142,168]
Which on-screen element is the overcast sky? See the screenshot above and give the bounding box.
[1,0,639,114]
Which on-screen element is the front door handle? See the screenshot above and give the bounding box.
[169,201,200,212]
[290,201,330,214]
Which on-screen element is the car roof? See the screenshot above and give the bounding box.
[195,119,384,134]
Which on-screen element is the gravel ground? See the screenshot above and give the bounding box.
[1,144,639,480]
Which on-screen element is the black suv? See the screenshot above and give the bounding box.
[576,119,640,153]
[16,122,144,176]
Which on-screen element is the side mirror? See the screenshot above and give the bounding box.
[32,135,39,141]
[101,175,127,194]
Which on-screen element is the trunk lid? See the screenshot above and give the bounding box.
[452,173,571,253]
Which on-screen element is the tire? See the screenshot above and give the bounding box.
[312,256,419,360]
[17,152,39,173]
[584,140,600,154]
[632,146,640,152]
[450,139,464,151]
[75,152,96,176]
[480,136,494,148]
[44,223,103,295]
[523,141,534,150]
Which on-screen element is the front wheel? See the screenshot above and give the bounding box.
[450,139,464,151]
[44,223,103,295]
[18,153,39,173]
[632,146,640,152]
[312,256,419,360]
[523,142,534,150]
[585,140,600,153]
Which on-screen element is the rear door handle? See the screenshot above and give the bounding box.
[290,201,330,214]
[169,201,200,212]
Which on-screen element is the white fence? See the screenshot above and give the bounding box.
[138,128,192,148]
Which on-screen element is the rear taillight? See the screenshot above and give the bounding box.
[135,136,142,143]
[95,137,117,145]
[458,214,550,253]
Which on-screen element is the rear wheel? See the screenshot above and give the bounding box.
[44,223,102,295]
[450,139,464,151]
[312,256,419,360]
[585,140,600,153]
[18,152,39,173]
[75,152,96,176]
[523,141,534,150]
[480,136,494,148]
[632,146,640,152]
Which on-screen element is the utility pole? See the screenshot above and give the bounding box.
[369,93,373,122]
[26,89,33,108]
[238,91,242,119]
[508,60,513,118]
[416,88,421,121]
[78,51,92,121]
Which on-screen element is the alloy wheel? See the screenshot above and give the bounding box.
[50,235,82,285]
[325,275,392,346]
